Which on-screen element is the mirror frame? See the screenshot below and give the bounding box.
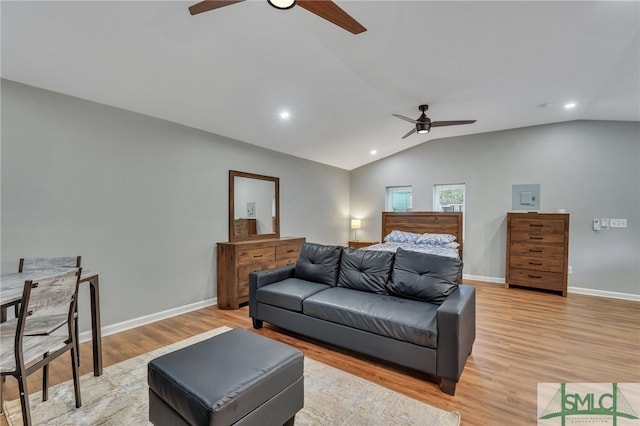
[228,170,280,242]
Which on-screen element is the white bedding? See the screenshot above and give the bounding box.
[362,241,460,259]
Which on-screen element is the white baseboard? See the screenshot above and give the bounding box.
[462,274,639,301]
[463,274,504,284]
[567,287,640,302]
[78,297,217,343]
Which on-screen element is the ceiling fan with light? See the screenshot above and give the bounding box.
[392,105,477,139]
[189,0,367,35]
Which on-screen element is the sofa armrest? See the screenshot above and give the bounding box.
[249,265,296,317]
[436,284,476,382]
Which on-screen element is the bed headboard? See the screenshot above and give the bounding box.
[381,211,464,259]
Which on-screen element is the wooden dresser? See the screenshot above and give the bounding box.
[217,237,305,309]
[505,212,569,296]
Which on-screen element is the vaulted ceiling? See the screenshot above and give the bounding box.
[2,1,638,170]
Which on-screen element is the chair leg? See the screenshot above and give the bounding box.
[42,355,49,402]
[0,374,4,414]
[17,373,32,426]
[71,345,82,408]
[74,309,80,367]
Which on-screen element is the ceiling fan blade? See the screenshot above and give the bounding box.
[401,127,417,139]
[297,1,366,34]
[189,0,245,16]
[392,114,419,124]
[431,120,477,127]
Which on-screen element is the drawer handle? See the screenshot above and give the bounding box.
[529,224,543,227]
[253,254,264,258]
[529,236,543,240]
[287,249,295,253]
[528,274,542,279]
[528,261,543,266]
[529,248,544,253]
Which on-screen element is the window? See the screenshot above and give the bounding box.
[386,186,412,212]
[434,183,466,240]
[434,184,465,213]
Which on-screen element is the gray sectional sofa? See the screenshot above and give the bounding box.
[249,242,476,395]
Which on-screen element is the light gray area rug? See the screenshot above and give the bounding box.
[4,326,460,426]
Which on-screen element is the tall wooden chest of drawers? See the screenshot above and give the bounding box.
[505,212,569,296]
[216,237,305,309]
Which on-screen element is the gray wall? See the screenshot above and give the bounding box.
[350,120,640,296]
[1,79,350,330]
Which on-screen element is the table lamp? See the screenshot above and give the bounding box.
[351,219,362,241]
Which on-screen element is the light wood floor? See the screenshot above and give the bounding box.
[2,281,639,425]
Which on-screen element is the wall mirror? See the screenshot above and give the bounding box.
[228,170,280,242]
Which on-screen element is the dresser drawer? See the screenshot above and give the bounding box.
[510,230,566,244]
[511,218,565,243]
[238,247,275,265]
[511,218,565,233]
[509,243,564,259]
[238,259,277,297]
[509,255,564,273]
[276,244,300,266]
[508,268,565,291]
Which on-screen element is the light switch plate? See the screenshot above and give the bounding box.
[610,219,627,228]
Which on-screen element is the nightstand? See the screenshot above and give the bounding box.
[347,240,378,249]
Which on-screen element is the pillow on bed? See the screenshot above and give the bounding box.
[415,233,457,245]
[440,241,460,249]
[383,230,422,244]
[337,248,394,294]
[387,248,462,304]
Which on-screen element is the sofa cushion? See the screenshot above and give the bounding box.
[303,287,438,349]
[388,248,462,305]
[337,248,394,294]
[294,243,343,286]
[256,278,331,312]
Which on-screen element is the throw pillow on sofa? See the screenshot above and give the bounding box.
[294,242,343,286]
[388,248,462,304]
[337,248,395,294]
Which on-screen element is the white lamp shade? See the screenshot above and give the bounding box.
[351,219,362,230]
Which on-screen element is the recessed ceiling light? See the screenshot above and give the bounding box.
[370,150,377,155]
[279,111,290,119]
[564,103,577,109]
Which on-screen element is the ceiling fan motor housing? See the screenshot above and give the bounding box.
[416,119,431,134]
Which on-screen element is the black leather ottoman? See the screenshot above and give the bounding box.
[148,328,304,426]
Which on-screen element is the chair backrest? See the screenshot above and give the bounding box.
[17,268,81,338]
[19,256,81,273]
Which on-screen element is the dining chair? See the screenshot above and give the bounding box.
[18,256,82,363]
[0,268,82,426]
[1,257,83,322]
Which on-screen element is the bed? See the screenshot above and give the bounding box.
[362,211,463,260]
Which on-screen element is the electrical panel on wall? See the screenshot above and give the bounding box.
[512,184,540,211]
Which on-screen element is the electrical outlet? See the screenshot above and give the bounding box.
[601,219,609,229]
[610,219,628,228]
[568,266,573,275]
